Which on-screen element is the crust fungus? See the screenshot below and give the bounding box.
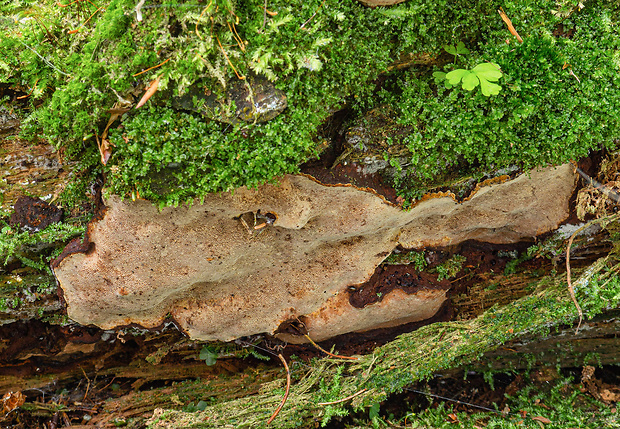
[52,164,576,342]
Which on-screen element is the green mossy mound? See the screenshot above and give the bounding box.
[2,0,619,206]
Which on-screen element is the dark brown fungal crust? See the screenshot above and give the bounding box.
[299,167,401,205]
[10,196,63,232]
[50,204,108,270]
[348,267,450,309]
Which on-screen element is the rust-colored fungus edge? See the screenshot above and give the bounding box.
[300,172,507,210]
[51,205,109,308]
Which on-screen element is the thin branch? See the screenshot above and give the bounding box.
[318,388,367,405]
[79,367,91,401]
[573,162,620,204]
[135,0,146,21]
[68,5,103,34]
[17,40,70,76]
[267,354,290,425]
[567,161,620,334]
[566,225,584,334]
[216,35,244,80]
[195,0,213,40]
[299,0,325,30]
[228,21,245,51]
[16,78,39,99]
[260,0,267,32]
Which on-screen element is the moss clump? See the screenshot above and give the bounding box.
[384,374,620,429]
[4,1,618,206]
[378,3,620,199]
[0,220,85,270]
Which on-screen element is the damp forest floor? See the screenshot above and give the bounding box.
[2,108,620,427]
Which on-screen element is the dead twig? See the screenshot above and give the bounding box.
[573,162,620,204]
[216,35,245,80]
[498,7,523,43]
[79,367,91,402]
[16,78,39,99]
[293,318,358,360]
[566,161,620,333]
[303,334,358,361]
[299,0,325,30]
[195,0,213,40]
[133,58,170,77]
[228,21,245,51]
[566,224,584,334]
[67,4,103,34]
[260,0,267,32]
[318,388,367,405]
[267,354,290,425]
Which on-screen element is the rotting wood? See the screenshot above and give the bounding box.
[468,312,620,371]
[145,251,620,428]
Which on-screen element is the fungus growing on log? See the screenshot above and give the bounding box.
[52,164,576,342]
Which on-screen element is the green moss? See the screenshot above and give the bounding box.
[386,375,619,429]
[383,249,427,270]
[0,272,56,313]
[5,1,617,206]
[433,254,467,280]
[0,220,85,269]
[386,5,619,198]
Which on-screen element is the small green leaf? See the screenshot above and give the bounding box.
[199,346,218,365]
[472,63,503,81]
[444,45,457,55]
[479,78,502,96]
[455,41,470,55]
[369,403,381,419]
[445,69,470,85]
[462,73,480,91]
[432,71,446,85]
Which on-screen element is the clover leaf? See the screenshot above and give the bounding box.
[199,345,218,366]
[445,62,503,96]
[444,41,470,56]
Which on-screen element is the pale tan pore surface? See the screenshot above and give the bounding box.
[399,164,578,248]
[53,164,576,342]
[277,288,448,344]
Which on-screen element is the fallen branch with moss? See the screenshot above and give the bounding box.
[146,233,620,428]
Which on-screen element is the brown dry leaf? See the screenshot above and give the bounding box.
[136,76,160,109]
[2,391,25,414]
[600,388,620,402]
[98,138,113,165]
[447,413,459,423]
[96,106,130,165]
[532,416,552,424]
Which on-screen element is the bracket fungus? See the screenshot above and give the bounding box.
[53,164,576,342]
